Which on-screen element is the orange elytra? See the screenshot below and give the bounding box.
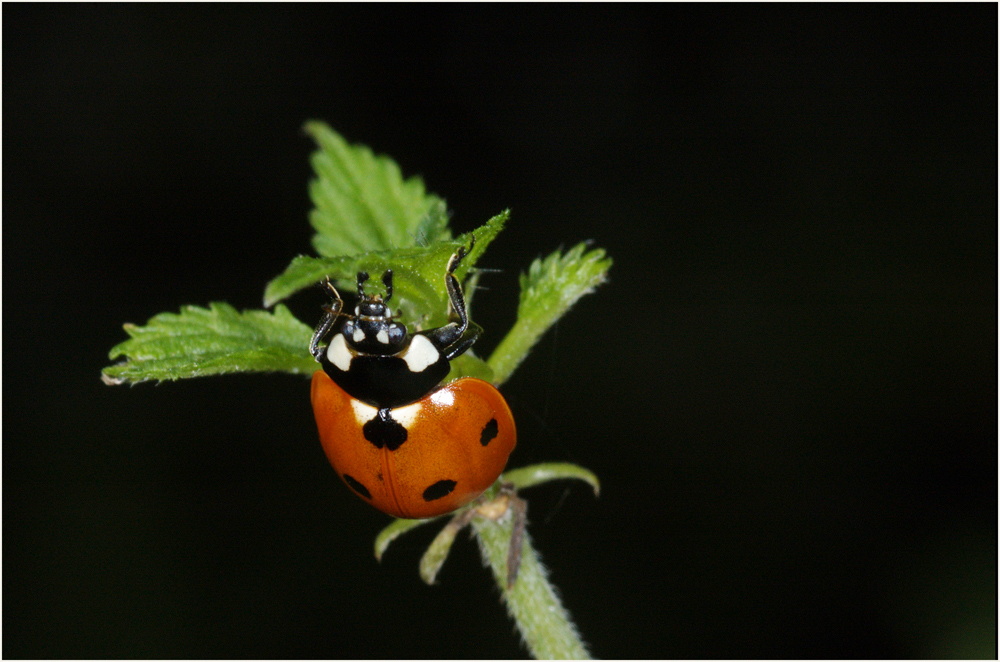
[311,370,516,519]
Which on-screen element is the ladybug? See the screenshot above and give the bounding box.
[309,242,516,519]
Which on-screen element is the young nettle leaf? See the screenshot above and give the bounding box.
[305,121,451,257]
[488,243,612,385]
[264,210,509,331]
[502,463,600,495]
[102,303,315,384]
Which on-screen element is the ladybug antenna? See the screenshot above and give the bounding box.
[356,271,370,298]
[382,270,394,304]
[322,278,342,303]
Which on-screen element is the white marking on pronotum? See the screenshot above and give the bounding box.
[430,388,455,408]
[350,398,378,425]
[401,334,440,372]
[353,327,365,344]
[327,334,353,371]
[376,329,390,344]
[391,402,422,428]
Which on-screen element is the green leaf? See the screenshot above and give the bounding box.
[264,211,509,332]
[419,509,477,585]
[102,303,316,385]
[374,516,442,562]
[488,243,612,385]
[503,463,600,496]
[446,354,494,384]
[304,121,451,257]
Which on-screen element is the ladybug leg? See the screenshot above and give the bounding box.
[439,321,483,361]
[444,237,474,324]
[423,239,483,360]
[309,281,344,361]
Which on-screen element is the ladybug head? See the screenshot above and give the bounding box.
[342,270,408,355]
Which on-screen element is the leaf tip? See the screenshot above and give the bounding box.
[502,463,601,497]
[100,371,126,386]
[374,516,438,562]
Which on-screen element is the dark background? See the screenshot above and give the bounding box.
[5,5,995,659]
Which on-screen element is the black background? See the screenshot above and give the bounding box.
[5,5,996,659]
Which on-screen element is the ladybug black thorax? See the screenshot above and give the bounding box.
[320,288,451,409]
[310,244,484,410]
[322,330,451,409]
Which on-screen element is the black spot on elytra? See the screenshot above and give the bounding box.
[363,408,407,450]
[480,418,499,446]
[423,479,457,502]
[342,474,372,499]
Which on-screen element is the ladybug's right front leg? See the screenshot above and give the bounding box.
[424,239,483,360]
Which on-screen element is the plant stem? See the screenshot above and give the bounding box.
[488,314,547,387]
[472,516,591,659]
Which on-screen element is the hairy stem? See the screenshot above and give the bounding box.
[472,516,591,659]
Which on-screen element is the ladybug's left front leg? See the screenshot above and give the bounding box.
[309,281,344,361]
